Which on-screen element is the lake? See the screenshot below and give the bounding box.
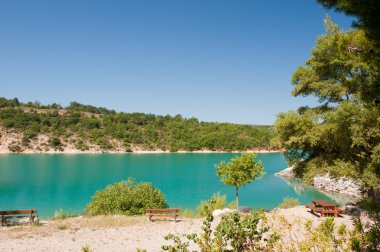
[0,153,351,218]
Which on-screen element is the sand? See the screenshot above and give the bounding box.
[0,206,356,252]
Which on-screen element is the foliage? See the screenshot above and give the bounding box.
[135,249,147,252]
[196,192,235,217]
[163,205,377,251]
[180,209,197,218]
[215,210,274,251]
[8,144,22,153]
[52,209,78,220]
[31,221,42,227]
[267,212,357,251]
[162,233,196,252]
[0,98,276,152]
[317,1,380,107]
[162,206,276,252]
[81,245,91,252]
[273,17,380,190]
[350,199,380,251]
[296,218,350,251]
[215,153,264,208]
[84,178,168,216]
[278,197,300,209]
[58,224,68,230]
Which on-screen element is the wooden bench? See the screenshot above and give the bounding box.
[0,209,38,226]
[145,208,180,222]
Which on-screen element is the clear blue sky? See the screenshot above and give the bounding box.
[0,0,353,125]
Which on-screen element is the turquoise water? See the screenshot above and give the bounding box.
[0,153,348,218]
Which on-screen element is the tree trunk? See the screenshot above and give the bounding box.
[236,186,239,210]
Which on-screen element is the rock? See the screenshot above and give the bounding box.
[274,166,295,178]
[312,174,362,198]
[18,217,31,224]
[212,208,234,217]
[238,206,252,213]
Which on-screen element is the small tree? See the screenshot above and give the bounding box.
[215,153,264,209]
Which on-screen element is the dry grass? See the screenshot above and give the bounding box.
[0,215,147,240]
[77,215,146,228]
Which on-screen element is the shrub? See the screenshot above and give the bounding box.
[196,192,235,217]
[52,209,78,220]
[278,197,300,209]
[350,199,380,251]
[8,144,22,153]
[81,245,91,252]
[75,139,89,151]
[49,137,61,147]
[180,209,197,218]
[58,224,68,230]
[162,206,278,251]
[85,178,168,216]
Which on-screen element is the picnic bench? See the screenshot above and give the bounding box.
[145,208,180,222]
[306,200,343,218]
[0,209,38,226]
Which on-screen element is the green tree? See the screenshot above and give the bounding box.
[317,0,380,107]
[215,153,264,209]
[274,17,380,190]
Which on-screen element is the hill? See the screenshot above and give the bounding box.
[0,97,276,153]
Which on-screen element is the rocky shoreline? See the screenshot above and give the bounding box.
[275,166,363,198]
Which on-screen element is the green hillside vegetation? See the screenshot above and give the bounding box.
[0,97,276,152]
[273,17,380,190]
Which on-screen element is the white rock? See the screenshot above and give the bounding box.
[312,173,362,198]
[18,217,31,224]
[212,208,234,217]
[274,166,295,177]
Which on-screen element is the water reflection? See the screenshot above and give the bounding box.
[279,177,358,206]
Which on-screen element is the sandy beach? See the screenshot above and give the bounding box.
[0,206,355,252]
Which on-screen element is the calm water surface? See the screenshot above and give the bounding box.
[0,153,350,218]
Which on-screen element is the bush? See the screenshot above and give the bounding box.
[85,178,168,216]
[52,209,78,220]
[162,207,277,251]
[196,192,235,217]
[180,209,197,218]
[278,197,300,209]
[8,144,22,153]
[49,137,61,147]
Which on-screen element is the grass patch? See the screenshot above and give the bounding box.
[32,222,43,227]
[78,215,145,228]
[180,209,197,218]
[196,192,235,217]
[58,224,68,230]
[180,192,236,218]
[81,244,91,252]
[278,197,300,209]
[52,209,79,220]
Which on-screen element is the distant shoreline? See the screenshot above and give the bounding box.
[0,149,284,154]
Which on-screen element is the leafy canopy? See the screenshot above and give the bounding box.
[273,16,380,189]
[215,153,264,188]
[292,16,375,106]
[317,0,380,106]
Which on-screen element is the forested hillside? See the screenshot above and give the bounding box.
[0,97,276,153]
